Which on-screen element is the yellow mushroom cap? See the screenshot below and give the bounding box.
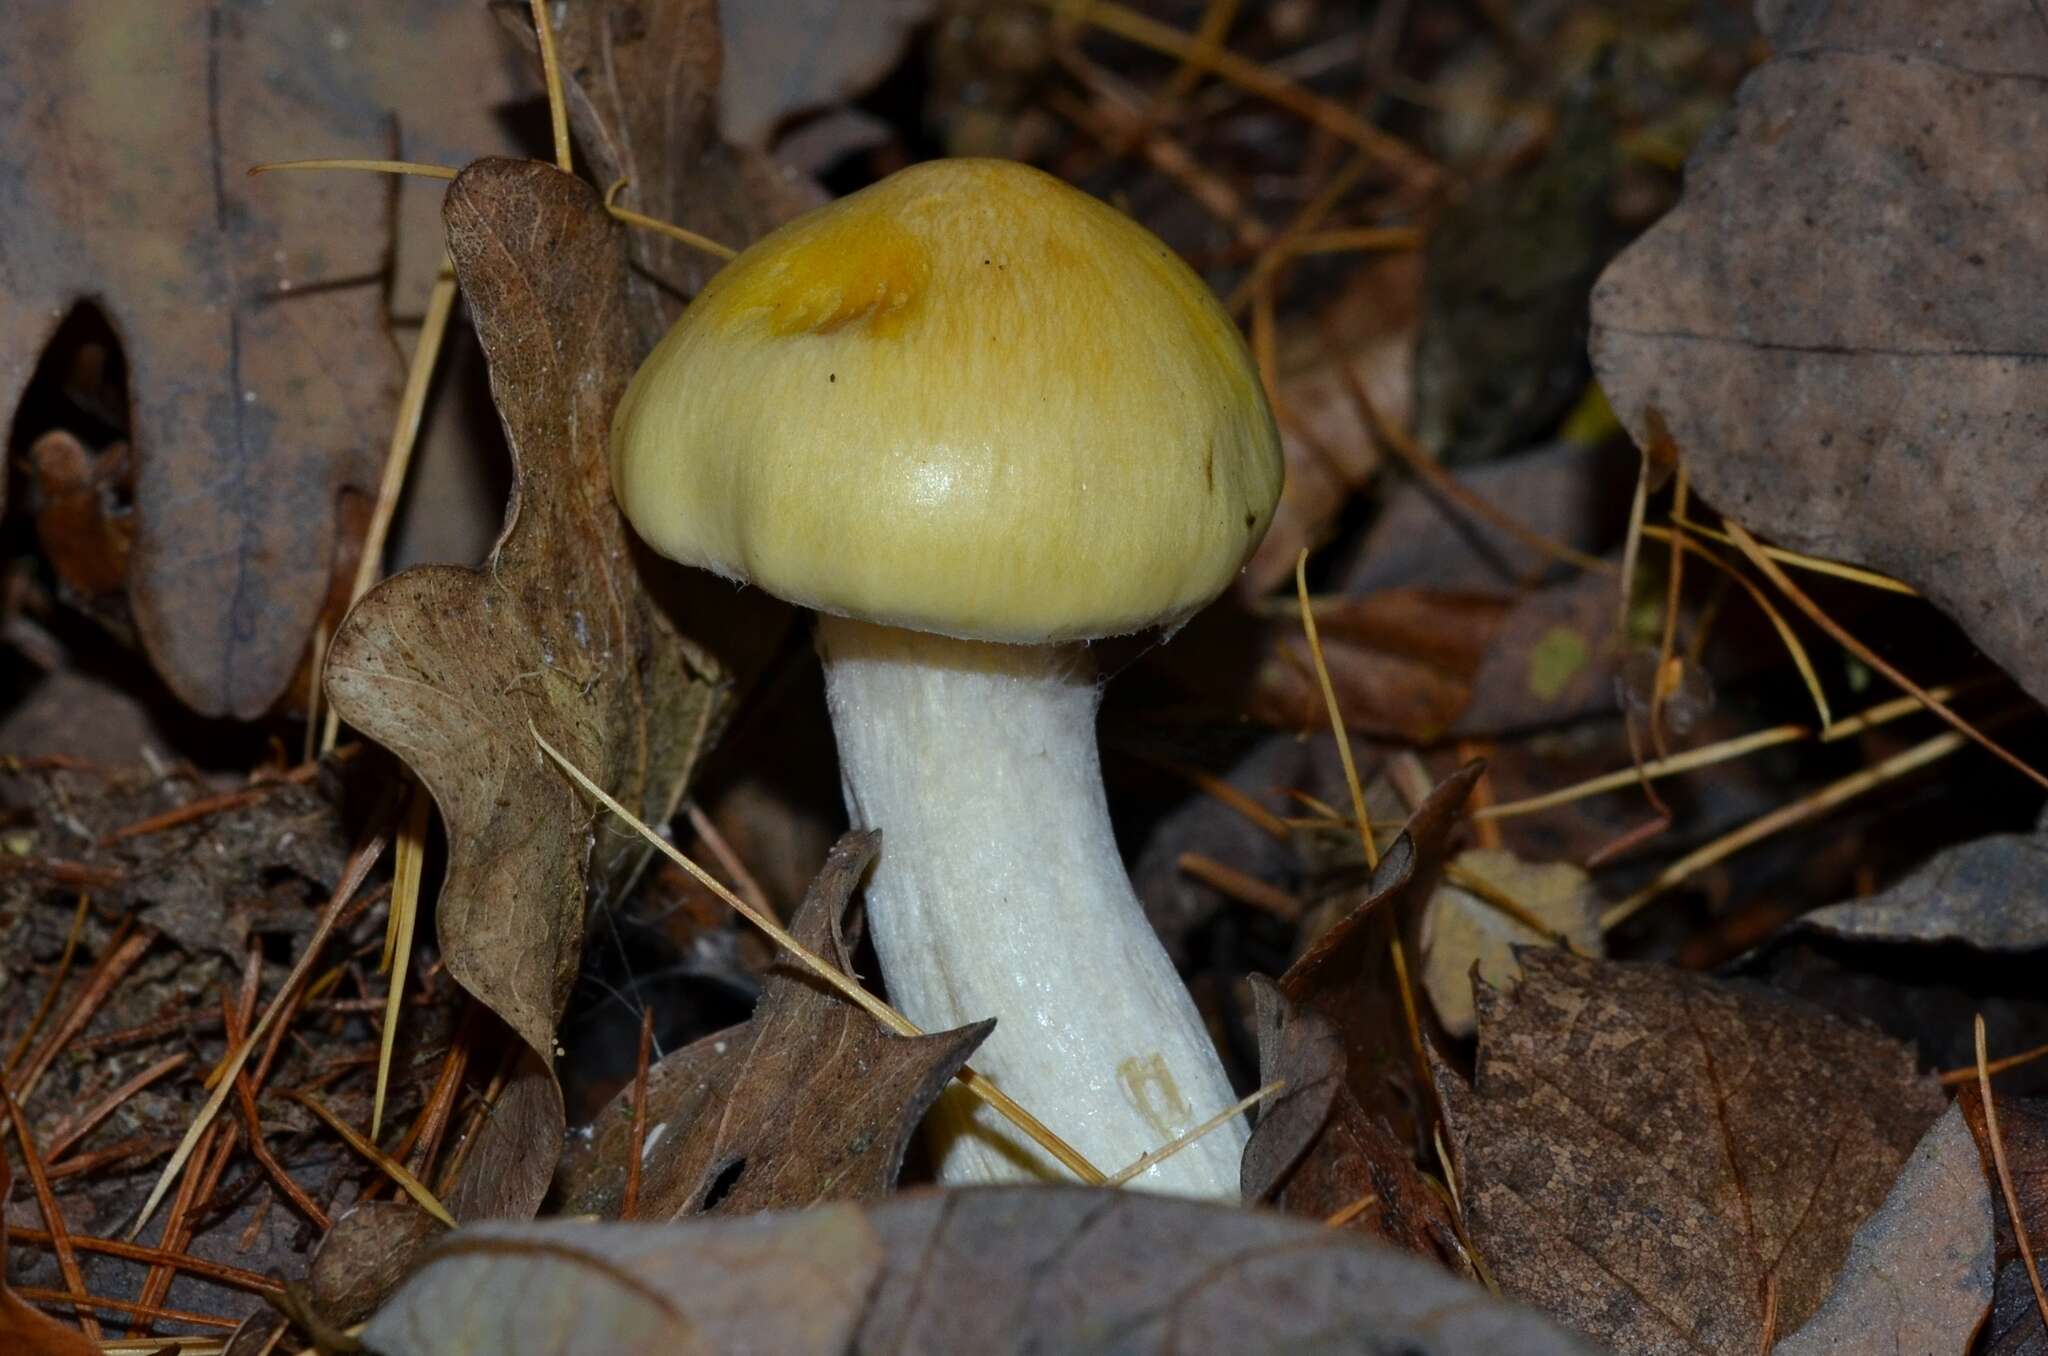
[610,158,1282,643]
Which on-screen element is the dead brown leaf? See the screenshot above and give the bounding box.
[1776,1103,1992,1356]
[3,762,347,961]
[363,1205,880,1356]
[557,832,988,1219]
[307,1201,448,1330]
[1961,1089,2048,1355]
[546,0,822,343]
[1281,762,1481,1145]
[1590,0,2048,705]
[325,158,729,1217]
[0,3,404,718]
[1435,949,1948,1354]
[1799,819,2048,952]
[1419,847,1602,1038]
[363,1186,1604,1355]
[1241,978,1465,1266]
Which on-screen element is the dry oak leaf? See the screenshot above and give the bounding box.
[1776,1103,1993,1356]
[1434,949,1947,1355]
[1590,0,2048,706]
[325,157,728,1217]
[0,1,405,717]
[556,832,990,1220]
[363,1186,1604,1356]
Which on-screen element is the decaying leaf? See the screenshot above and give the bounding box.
[1241,979,1465,1265]
[325,158,729,1217]
[1776,1103,1993,1356]
[0,3,406,718]
[548,0,822,343]
[720,0,939,150]
[1799,817,2048,952]
[2,762,347,960]
[1419,847,1602,1038]
[1436,949,1948,1354]
[557,833,990,1219]
[308,1201,448,1330]
[363,1204,880,1356]
[1282,762,1481,1145]
[1226,766,1479,1259]
[1961,1090,2048,1356]
[365,1186,1604,1356]
[1590,0,2048,705]
[0,1152,99,1356]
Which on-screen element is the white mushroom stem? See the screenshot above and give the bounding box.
[816,614,1247,1197]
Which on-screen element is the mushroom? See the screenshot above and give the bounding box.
[610,159,1281,1195]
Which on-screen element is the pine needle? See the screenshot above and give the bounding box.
[1103,1081,1283,1187]
[1725,520,2048,792]
[528,0,572,174]
[1599,725,1976,931]
[289,1091,454,1228]
[1295,550,1376,869]
[1978,1014,2048,1333]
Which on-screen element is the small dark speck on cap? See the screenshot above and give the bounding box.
[829,373,836,382]
[1244,512,1257,529]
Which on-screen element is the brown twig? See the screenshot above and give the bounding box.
[1175,852,1301,920]
[221,989,331,1232]
[6,1225,284,1299]
[14,920,152,1104]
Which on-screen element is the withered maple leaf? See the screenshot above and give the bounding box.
[325,157,728,1216]
[1590,0,2048,705]
[1435,949,1947,1354]
[557,832,990,1219]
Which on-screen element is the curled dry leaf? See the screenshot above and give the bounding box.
[1776,1104,1993,1356]
[0,2,402,717]
[556,833,991,1219]
[325,158,729,1217]
[1435,949,1948,1354]
[1590,0,2048,705]
[364,1187,1605,1356]
[1798,818,2048,952]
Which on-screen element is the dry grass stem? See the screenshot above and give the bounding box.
[1670,515,1917,595]
[1176,851,1302,919]
[528,0,572,173]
